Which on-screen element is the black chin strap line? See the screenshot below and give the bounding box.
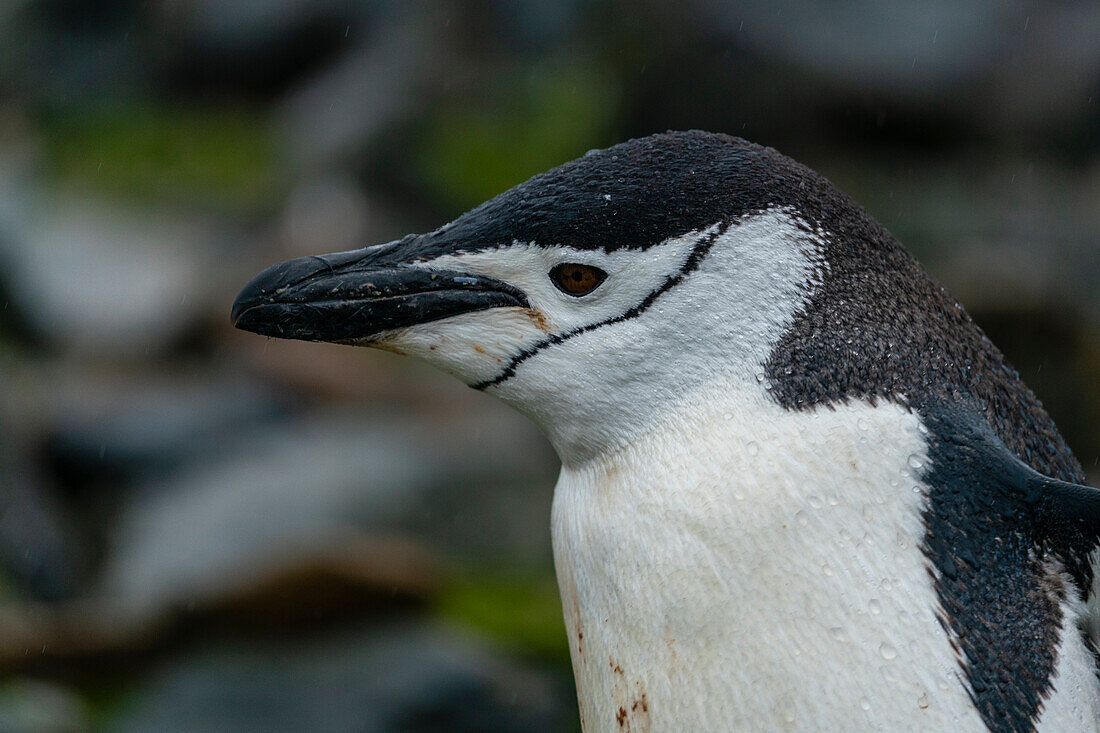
[472,222,732,391]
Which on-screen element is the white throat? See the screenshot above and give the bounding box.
[490,209,827,467]
[550,384,988,731]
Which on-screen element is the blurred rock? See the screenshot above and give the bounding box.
[0,370,85,601]
[819,157,1100,326]
[702,0,1009,92]
[157,0,361,99]
[178,535,440,632]
[484,0,588,51]
[275,5,443,170]
[108,623,573,733]
[0,534,437,677]
[0,678,88,733]
[278,174,388,257]
[704,0,1020,91]
[171,0,356,55]
[0,191,228,358]
[0,536,439,679]
[0,442,83,601]
[2,0,150,105]
[0,1,30,28]
[98,408,553,617]
[44,371,286,485]
[699,0,1100,117]
[981,2,1100,136]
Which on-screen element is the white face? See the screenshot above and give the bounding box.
[372,208,827,465]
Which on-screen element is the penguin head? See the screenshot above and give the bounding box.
[233,132,844,464]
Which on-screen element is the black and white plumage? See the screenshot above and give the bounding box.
[233,131,1100,732]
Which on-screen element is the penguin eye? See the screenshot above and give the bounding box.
[549,263,607,296]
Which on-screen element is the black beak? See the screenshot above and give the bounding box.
[231,246,528,343]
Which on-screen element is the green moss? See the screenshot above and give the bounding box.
[435,571,571,664]
[81,684,141,728]
[413,62,620,212]
[38,100,280,211]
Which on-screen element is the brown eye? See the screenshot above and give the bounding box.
[549,263,607,296]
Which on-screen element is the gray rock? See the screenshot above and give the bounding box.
[0,450,82,601]
[278,175,388,258]
[701,0,1009,91]
[0,189,226,357]
[0,412,83,600]
[274,5,442,169]
[108,622,572,733]
[97,407,554,617]
[0,1,30,29]
[0,678,88,733]
[45,371,285,480]
[699,0,1100,127]
[835,158,1100,323]
[169,0,363,55]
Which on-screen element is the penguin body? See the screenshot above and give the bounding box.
[233,132,1100,732]
[556,396,970,730]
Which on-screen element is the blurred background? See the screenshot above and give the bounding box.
[0,1,1097,730]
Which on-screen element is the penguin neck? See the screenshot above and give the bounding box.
[548,382,989,730]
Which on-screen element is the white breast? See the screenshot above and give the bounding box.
[551,386,1100,732]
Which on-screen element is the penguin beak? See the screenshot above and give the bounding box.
[231,246,528,343]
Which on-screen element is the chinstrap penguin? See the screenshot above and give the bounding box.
[232,131,1100,732]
